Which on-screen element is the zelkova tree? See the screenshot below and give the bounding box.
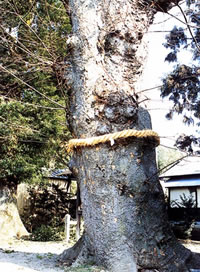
[60,0,192,271]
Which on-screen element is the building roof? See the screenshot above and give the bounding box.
[160,157,200,178]
[44,168,73,181]
[164,177,200,188]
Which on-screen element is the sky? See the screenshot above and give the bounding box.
[140,5,197,148]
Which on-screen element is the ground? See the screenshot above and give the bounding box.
[0,239,67,272]
[0,238,200,271]
[0,238,106,272]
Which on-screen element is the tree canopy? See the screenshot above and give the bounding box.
[0,0,71,185]
[161,0,200,154]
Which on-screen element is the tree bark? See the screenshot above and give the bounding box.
[60,0,191,271]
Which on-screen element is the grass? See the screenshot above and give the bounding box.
[47,252,54,259]
[64,265,106,272]
[36,254,44,260]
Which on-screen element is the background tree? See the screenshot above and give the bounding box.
[0,0,71,186]
[0,0,72,240]
[161,0,200,154]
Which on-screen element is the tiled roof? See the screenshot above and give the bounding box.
[48,168,72,180]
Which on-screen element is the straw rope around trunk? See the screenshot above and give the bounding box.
[66,129,160,152]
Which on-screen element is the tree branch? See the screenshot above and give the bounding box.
[0,95,65,111]
[0,64,66,109]
[177,3,200,54]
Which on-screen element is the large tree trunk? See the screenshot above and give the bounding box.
[60,0,191,271]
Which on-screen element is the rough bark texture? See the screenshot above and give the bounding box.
[60,0,191,271]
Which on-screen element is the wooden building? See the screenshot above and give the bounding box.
[161,157,200,206]
[160,157,200,222]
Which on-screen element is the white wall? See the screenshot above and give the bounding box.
[197,188,200,208]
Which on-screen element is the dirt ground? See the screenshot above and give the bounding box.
[0,238,68,272]
[181,239,200,270]
[0,238,106,272]
[1,238,200,271]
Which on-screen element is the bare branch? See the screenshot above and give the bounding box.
[136,85,163,94]
[0,95,65,110]
[177,3,200,53]
[0,64,66,109]
[167,9,200,29]
[158,154,188,175]
[6,0,55,59]
[0,25,53,66]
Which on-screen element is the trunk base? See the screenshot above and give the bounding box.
[59,234,95,267]
[59,234,192,272]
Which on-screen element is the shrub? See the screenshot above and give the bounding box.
[30,224,65,241]
[170,193,196,239]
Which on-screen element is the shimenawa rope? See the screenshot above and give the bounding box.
[66,129,160,152]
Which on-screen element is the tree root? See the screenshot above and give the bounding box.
[59,234,193,272]
[59,233,95,267]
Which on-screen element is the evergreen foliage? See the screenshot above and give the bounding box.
[161,1,200,154]
[0,0,71,184]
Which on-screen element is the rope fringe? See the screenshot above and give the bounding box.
[66,129,160,152]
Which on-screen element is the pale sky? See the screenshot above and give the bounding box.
[140,6,197,148]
